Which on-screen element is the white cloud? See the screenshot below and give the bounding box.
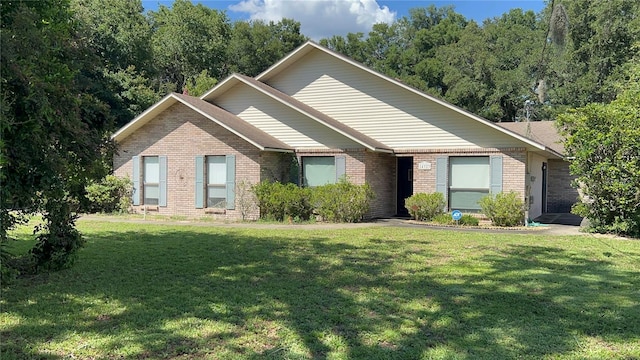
[229,0,396,40]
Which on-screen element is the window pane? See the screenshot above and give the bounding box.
[208,185,226,198]
[207,156,226,185]
[144,185,159,205]
[208,185,226,208]
[303,157,335,187]
[450,189,488,211]
[450,157,490,189]
[144,156,159,183]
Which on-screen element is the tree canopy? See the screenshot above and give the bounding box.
[1,0,114,271]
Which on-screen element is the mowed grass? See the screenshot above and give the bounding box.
[1,220,639,359]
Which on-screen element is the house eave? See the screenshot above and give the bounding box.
[200,74,242,102]
[262,147,295,153]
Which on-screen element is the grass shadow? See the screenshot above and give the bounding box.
[1,223,639,359]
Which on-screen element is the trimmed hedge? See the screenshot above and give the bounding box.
[253,179,374,223]
[478,191,525,227]
[312,179,375,223]
[404,192,445,221]
[252,181,313,222]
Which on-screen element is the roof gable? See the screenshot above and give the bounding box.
[203,74,391,152]
[257,41,549,152]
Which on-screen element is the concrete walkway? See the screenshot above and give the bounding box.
[533,213,583,226]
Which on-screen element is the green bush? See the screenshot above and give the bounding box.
[404,192,445,221]
[432,213,479,226]
[478,191,525,227]
[85,175,133,213]
[252,181,312,221]
[557,68,640,237]
[32,197,86,271]
[312,179,375,223]
[253,179,375,223]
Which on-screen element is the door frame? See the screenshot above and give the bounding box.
[541,162,548,213]
[396,156,413,216]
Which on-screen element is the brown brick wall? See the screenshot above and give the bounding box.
[114,103,531,220]
[397,148,527,211]
[114,102,264,220]
[365,152,396,218]
[547,159,579,212]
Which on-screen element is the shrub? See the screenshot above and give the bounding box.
[312,179,375,223]
[32,197,85,271]
[432,213,479,226]
[236,180,257,221]
[85,175,133,213]
[252,181,312,221]
[557,71,640,237]
[404,192,445,221]
[478,191,525,227]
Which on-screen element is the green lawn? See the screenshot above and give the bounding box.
[1,220,639,359]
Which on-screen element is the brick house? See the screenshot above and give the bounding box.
[112,41,577,220]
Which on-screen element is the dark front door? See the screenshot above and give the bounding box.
[396,157,413,216]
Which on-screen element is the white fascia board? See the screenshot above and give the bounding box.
[199,74,242,102]
[255,41,316,81]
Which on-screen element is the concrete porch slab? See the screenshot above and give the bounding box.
[533,213,583,226]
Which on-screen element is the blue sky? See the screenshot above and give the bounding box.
[141,0,547,40]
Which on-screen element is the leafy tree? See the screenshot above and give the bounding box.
[546,0,640,108]
[438,9,544,121]
[226,18,307,77]
[70,0,152,72]
[321,6,467,98]
[320,32,367,63]
[149,0,231,92]
[104,66,163,124]
[1,0,113,272]
[437,21,494,116]
[183,69,218,97]
[70,0,161,125]
[557,60,640,237]
[399,6,468,96]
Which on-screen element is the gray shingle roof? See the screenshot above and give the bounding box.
[497,121,565,155]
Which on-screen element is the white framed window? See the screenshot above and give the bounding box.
[206,155,226,208]
[449,156,490,211]
[301,155,346,187]
[195,155,235,210]
[143,156,160,205]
